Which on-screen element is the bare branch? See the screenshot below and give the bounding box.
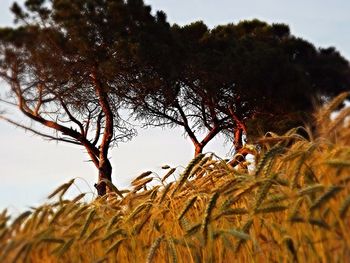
[0,98,18,107]
[0,114,81,145]
[0,70,14,82]
[200,101,212,130]
[173,100,199,146]
[33,83,43,115]
[59,97,85,136]
[84,111,92,137]
[199,124,221,148]
[8,73,101,167]
[92,110,103,146]
[143,103,184,126]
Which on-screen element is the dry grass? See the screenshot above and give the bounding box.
[1,93,350,262]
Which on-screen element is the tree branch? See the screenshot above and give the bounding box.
[142,101,184,126]
[173,100,200,146]
[92,110,103,146]
[59,97,85,136]
[33,83,43,116]
[0,115,81,145]
[8,69,101,167]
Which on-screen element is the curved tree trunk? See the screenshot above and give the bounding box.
[227,105,247,153]
[194,143,204,157]
[95,157,112,196]
[91,69,114,196]
[234,126,244,152]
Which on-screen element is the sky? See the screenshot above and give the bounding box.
[0,0,350,212]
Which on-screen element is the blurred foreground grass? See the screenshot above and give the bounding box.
[1,93,350,263]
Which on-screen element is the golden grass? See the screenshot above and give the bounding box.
[1,92,350,262]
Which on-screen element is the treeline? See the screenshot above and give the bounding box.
[0,0,349,194]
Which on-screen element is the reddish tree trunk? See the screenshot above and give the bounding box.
[227,105,247,152]
[91,69,114,196]
[234,127,244,152]
[95,158,112,196]
[194,143,204,157]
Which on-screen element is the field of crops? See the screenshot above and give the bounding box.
[1,93,350,263]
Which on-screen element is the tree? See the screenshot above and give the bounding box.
[127,21,235,156]
[0,0,165,195]
[128,19,350,156]
[216,20,350,141]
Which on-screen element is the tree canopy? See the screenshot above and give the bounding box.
[128,19,350,155]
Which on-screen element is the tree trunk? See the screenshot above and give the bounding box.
[194,143,203,157]
[91,69,114,197]
[94,157,112,196]
[227,105,247,153]
[234,127,244,152]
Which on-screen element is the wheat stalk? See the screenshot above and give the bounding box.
[254,174,278,211]
[49,206,66,226]
[178,196,198,221]
[100,179,124,198]
[310,186,343,211]
[132,171,153,185]
[235,219,253,253]
[298,184,325,196]
[186,223,201,236]
[79,209,96,238]
[105,238,125,255]
[11,211,32,229]
[339,195,350,219]
[190,156,211,178]
[127,202,152,221]
[325,159,350,168]
[255,205,288,214]
[146,235,164,263]
[161,168,177,183]
[316,92,350,126]
[132,214,151,235]
[202,192,219,244]
[133,178,153,192]
[166,237,178,263]
[48,179,75,199]
[288,197,304,220]
[255,146,284,176]
[283,236,298,263]
[158,182,174,204]
[308,218,330,230]
[214,228,250,241]
[51,237,75,256]
[325,107,350,135]
[172,154,205,196]
[13,242,32,263]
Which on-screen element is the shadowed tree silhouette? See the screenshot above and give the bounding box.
[128,19,350,156]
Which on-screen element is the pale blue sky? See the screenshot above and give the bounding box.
[0,0,349,212]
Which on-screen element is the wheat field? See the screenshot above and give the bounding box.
[1,93,350,263]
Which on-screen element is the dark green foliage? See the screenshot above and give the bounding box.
[128,18,350,152]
